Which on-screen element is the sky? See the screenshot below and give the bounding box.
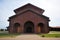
[0,0,60,29]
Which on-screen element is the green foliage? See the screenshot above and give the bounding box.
[41,35,45,37]
[0,29,4,31]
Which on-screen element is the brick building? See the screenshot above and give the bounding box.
[8,3,50,33]
[49,26,60,31]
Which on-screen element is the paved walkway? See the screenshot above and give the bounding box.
[0,34,60,40]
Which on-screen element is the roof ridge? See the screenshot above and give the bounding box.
[14,3,44,13]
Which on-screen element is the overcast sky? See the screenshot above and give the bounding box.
[0,0,60,29]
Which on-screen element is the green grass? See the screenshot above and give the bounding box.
[38,31,60,38]
[0,31,20,38]
[40,34,60,38]
[0,33,20,38]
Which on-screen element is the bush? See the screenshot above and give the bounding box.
[0,29,4,31]
[5,29,7,31]
[41,35,45,37]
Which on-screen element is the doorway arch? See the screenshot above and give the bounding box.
[14,23,20,33]
[38,23,44,33]
[24,21,34,33]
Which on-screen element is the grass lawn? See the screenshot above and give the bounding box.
[0,33,20,38]
[38,31,60,38]
[39,34,60,38]
[0,31,20,38]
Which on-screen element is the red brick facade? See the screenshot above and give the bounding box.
[8,3,50,33]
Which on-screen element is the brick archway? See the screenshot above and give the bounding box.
[24,21,34,33]
[38,23,44,33]
[13,23,20,33]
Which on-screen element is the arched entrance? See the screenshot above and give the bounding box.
[24,21,34,33]
[14,23,20,33]
[38,23,44,33]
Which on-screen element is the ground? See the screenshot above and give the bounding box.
[0,31,60,40]
[0,34,60,40]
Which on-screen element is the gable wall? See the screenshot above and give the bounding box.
[14,5,44,15]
